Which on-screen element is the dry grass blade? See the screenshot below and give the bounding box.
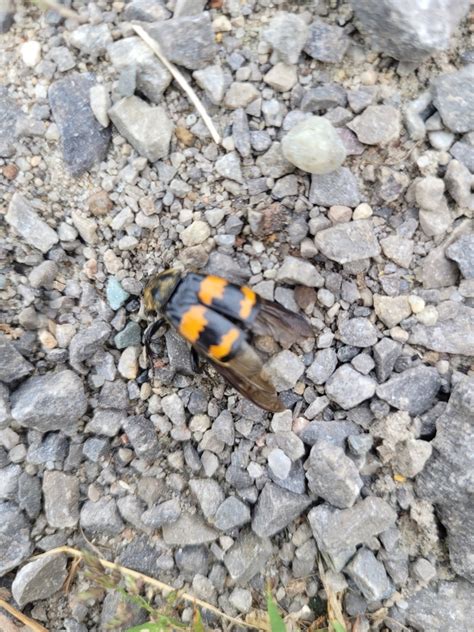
[317,557,347,631]
[31,546,262,631]
[32,0,86,21]
[132,24,222,145]
[0,598,49,632]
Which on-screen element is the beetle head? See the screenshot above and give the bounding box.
[143,268,182,314]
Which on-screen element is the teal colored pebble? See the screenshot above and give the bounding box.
[114,321,142,349]
[106,277,130,310]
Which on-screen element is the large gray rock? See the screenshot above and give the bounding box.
[43,471,80,528]
[109,96,173,162]
[417,376,474,582]
[309,167,360,207]
[11,370,87,433]
[446,234,474,279]
[147,13,217,70]
[252,482,311,537]
[325,365,376,410]
[0,501,32,577]
[49,73,111,176]
[305,441,363,508]
[261,12,308,64]
[432,65,474,133]
[346,548,393,602]
[308,497,397,556]
[352,0,470,63]
[69,321,111,374]
[339,317,378,347]
[107,37,172,103]
[409,302,474,356]
[397,580,474,632]
[224,530,273,584]
[314,220,380,263]
[376,366,441,415]
[162,513,218,545]
[299,420,360,448]
[122,415,159,460]
[0,335,33,384]
[6,194,59,254]
[304,19,349,63]
[12,554,68,607]
[80,498,124,535]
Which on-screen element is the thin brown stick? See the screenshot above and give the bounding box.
[31,546,262,630]
[0,599,49,632]
[132,24,222,145]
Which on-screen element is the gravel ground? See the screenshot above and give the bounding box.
[1,0,473,630]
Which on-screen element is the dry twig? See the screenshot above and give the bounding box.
[32,546,262,630]
[0,598,49,632]
[132,24,222,145]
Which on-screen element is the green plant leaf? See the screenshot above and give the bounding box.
[125,623,162,632]
[192,609,205,632]
[329,621,346,632]
[266,592,286,632]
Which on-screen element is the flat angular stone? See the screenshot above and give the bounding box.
[0,501,32,577]
[122,415,159,460]
[189,479,225,521]
[339,317,378,347]
[162,513,218,545]
[80,498,124,535]
[346,548,392,602]
[12,554,68,607]
[0,335,33,384]
[373,337,402,382]
[109,96,173,162]
[373,294,411,328]
[276,255,324,287]
[401,579,474,631]
[315,220,380,264]
[305,440,363,508]
[6,194,58,254]
[308,496,397,554]
[49,73,111,176]
[299,420,360,447]
[352,0,470,63]
[433,65,474,133]
[147,14,217,70]
[417,376,474,581]
[412,297,474,353]
[446,234,474,279]
[376,366,441,415]
[265,350,305,391]
[43,471,80,528]
[252,482,311,537]
[261,12,308,64]
[11,370,87,433]
[108,37,172,103]
[304,19,349,63]
[307,348,338,385]
[123,0,171,21]
[224,530,273,584]
[310,167,360,207]
[214,496,251,531]
[142,499,181,528]
[325,365,376,410]
[348,105,400,145]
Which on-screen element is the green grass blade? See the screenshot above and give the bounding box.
[330,621,346,632]
[125,623,162,632]
[266,592,286,632]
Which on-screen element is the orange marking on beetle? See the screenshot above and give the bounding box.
[209,328,240,360]
[179,305,208,343]
[198,275,228,306]
[239,286,256,320]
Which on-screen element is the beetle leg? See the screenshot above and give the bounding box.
[191,347,202,374]
[144,318,165,365]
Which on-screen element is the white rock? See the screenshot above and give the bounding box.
[90,85,110,128]
[180,221,211,246]
[20,41,42,67]
[281,116,346,174]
